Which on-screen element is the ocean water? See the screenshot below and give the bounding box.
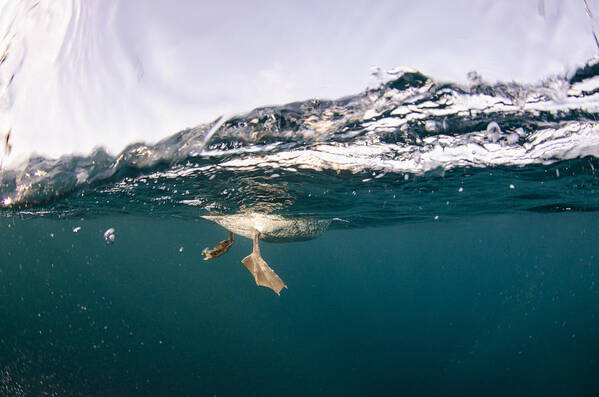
[1,212,598,396]
[2,59,599,395]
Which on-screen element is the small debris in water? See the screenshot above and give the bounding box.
[50,233,54,238]
[178,247,184,253]
[434,215,439,220]
[104,228,116,244]
[72,226,81,233]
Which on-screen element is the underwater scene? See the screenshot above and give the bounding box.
[1,60,599,396]
[2,1,599,396]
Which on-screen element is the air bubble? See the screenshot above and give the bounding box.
[104,228,116,244]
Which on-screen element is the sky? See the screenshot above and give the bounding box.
[0,0,598,165]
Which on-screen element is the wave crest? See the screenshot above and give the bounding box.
[2,62,599,223]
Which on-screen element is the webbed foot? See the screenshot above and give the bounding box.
[203,231,234,260]
[241,230,287,295]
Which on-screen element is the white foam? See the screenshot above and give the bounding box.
[215,122,599,175]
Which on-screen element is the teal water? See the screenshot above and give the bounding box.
[2,63,599,395]
[1,212,598,396]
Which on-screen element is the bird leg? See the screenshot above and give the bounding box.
[203,231,234,260]
[241,229,287,295]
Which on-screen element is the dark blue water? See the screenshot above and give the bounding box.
[1,212,598,396]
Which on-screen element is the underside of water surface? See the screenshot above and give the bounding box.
[2,60,599,224]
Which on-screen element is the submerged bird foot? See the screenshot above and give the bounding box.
[202,231,234,260]
[241,230,287,295]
